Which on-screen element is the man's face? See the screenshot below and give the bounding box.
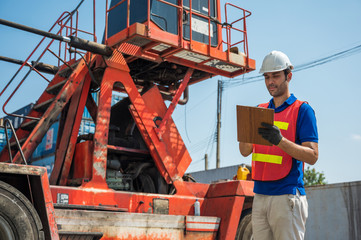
[264,71,289,97]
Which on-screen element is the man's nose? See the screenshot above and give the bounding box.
[267,77,275,84]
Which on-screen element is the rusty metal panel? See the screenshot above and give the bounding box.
[305,181,361,240]
[206,180,254,198]
[0,163,60,240]
[185,216,220,240]
[55,209,220,240]
[203,196,245,240]
[50,184,202,215]
[185,216,220,232]
[0,162,47,176]
[153,198,169,214]
[141,85,192,179]
[55,209,184,239]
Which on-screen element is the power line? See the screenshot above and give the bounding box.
[174,89,217,122]
[184,104,192,143]
[188,133,215,153]
[222,43,361,89]
[204,119,217,154]
[294,44,361,72]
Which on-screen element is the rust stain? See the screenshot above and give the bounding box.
[93,161,106,177]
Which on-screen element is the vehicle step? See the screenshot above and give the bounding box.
[54,203,128,212]
[46,79,67,95]
[9,138,26,149]
[57,62,80,78]
[59,231,103,240]
[33,98,55,113]
[20,119,38,131]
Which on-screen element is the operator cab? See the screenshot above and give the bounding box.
[105,0,255,88]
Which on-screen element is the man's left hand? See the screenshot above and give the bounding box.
[258,122,283,145]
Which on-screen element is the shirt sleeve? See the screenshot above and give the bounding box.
[296,103,318,143]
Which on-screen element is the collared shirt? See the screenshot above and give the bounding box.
[253,94,318,195]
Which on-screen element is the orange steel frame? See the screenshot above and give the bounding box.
[42,48,254,239]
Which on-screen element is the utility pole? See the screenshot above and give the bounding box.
[216,80,222,168]
[205,154,208,170]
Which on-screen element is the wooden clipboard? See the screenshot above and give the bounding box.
[236,105,274,146]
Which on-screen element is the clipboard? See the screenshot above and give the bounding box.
[236,105,274,146]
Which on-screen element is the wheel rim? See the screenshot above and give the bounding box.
[0,214,16,240]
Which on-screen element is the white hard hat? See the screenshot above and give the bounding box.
[259,50,294,74]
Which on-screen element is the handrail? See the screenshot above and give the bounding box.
[1,5,96,121]
[58,12,76,64]
[2,119,27,164]
[223,3,251,59]
[2,118,35,205]
[0,12,73,121]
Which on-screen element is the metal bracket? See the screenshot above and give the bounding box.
[154,68,194,139]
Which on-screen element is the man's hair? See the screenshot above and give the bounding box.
[284,68,292,75]
[283,68,292,79]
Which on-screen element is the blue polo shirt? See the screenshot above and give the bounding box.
[253,94,318,196]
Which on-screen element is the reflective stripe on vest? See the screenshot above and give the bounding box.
[274,121,289,130]
[252,100,304,181]
[252,153,283,164]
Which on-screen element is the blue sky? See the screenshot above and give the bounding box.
[0,0,361,184]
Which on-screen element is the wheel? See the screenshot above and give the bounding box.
[0,180,44,240]
[235,210,253,240]
[134,173,156,193]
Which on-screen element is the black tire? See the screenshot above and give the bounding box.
[134,173,156,193]
[0,181,44,240]
[235,210,253,240]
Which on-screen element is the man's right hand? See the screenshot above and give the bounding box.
[258,122,283,146]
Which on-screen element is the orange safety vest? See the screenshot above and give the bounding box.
[252,100,304,181]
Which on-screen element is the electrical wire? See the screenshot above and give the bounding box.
[204,120,217,164]
[188,134,214,153]
[184,104,192,143]
[174,89,217,122]
[222,43,361,89]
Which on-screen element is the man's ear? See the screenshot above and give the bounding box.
[287,72,293,82]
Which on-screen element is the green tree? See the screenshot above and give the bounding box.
[304,166,327,186]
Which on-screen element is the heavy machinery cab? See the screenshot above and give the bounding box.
[105,0,255,86]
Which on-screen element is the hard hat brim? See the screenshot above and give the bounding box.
[259,65,294,74]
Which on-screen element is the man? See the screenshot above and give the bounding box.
[239,50,318,240]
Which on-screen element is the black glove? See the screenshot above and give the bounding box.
[258,122,283,145]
